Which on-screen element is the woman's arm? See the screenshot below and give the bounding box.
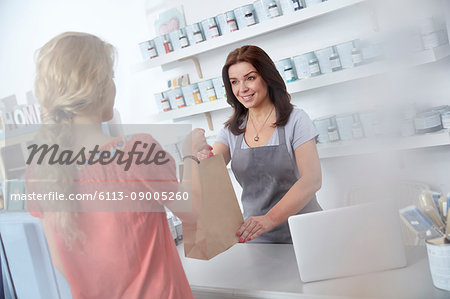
[237,139,322,242]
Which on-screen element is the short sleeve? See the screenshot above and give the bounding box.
[215,127,230,147]
[292,109,319,150]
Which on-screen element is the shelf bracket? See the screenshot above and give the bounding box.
[204,112,214,131]
[179,56,203,79]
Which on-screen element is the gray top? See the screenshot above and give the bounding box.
[216,108,318,163]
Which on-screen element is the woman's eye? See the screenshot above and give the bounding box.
[231,80,238,85]
[248,76,255,80]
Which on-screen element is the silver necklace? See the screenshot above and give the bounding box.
[249,107,274,142]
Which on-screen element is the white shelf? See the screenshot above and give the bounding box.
[317,129,450,158]
[149,44,450,122]
[132,0,365,72]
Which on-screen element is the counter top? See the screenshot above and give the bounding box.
[177,243,448,299]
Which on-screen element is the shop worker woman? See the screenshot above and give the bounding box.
[28,32,202,299]
[202,45,322,243]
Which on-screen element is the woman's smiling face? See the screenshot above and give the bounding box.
[228,61,270,109]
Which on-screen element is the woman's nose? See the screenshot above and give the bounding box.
[239,82,249,92]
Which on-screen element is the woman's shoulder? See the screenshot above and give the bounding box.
[286,108,311,124]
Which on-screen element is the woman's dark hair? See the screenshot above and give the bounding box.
[222,45,294,135]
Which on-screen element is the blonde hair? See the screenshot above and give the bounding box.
[34,32,116,247]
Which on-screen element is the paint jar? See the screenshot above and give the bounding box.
[163,35,173,54]
[192,88,203,104]
[335,41,354,69]
[314,116,334,143]
[352,45,364,66]
[328,125,340,142]
[181,84,198,106]
[234,5,257,28]
[245,10,257,26]
[336,113,354,141]
[330,51,342,72]
[442,111,450,129]
[178,29,189,48]
[204,17,220,39]
[212,77,227,99]
[314,47,334,74]
[175,89,186,108]
[207,86,217,101]
[188,23,205,44]
[139,40,158,60]
[426,237,450,291]
[308,58,321,77]
[284,65,296,82]
[226,11,238,32]
[292,0,304,11]
[154,92,171,112]
[268,1,281,18]
[414,111,442,134]
[293,52,315,79]
[352,115,364,139]
[304,0,323,7]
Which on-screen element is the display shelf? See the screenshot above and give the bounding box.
[132,0,365,72]
[286,44,450,93]
[317,129,450,158]
[150,99,230,122]
[149,44,450,122]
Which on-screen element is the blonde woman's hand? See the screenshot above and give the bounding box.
[182,128,209,157]
[236,215,276,243]
[197,145,213,161]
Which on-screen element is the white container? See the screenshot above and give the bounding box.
[304,0,322,7]
[275,58,295,82]
[216,11,239,35]
[185,23,205,45]
[212,77,227,99]
[336,41,354,68]
[198,80,215,102]
[426,237,450,291]
[139,40,158,60]
[442,111,450,129]
[201,17,221,40]
[314,47,334,74]
[293,52,316,79]
[336,113,354,141]
[313,116,334,143]
[181,85,196,106]
[234,4,257,29]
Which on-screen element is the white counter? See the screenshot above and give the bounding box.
[177,243,448,299]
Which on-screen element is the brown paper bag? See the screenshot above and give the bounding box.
[183,154,243,260]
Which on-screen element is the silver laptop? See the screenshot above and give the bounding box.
[288,202,407,282]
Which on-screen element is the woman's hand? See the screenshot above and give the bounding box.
[197,146,213,161]
[236,215,276,242]
[182,128,209,157]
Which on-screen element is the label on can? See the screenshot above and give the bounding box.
[209,25,219,38]
[284,68,295,82]
[194,31,204,43]
[330,56,342,69]
[269,5,280,18]
[179,36,189,48]
[245,13,256,26]
[193,89,203,104]
[164,41,173,53]
[227,19,238,32]
[161,99,171,112]
[309,63,320,75]
[352,52,363,65]
[207,87,217,101]
[176,95,185,108]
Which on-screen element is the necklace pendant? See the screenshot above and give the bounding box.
[254,136,259,142]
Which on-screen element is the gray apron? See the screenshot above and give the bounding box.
[230,121,322,244]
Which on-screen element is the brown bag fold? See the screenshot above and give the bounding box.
[183,154,243,260]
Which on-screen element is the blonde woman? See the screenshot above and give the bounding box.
[27,32,205,299]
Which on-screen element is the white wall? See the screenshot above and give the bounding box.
[1,0,449,208]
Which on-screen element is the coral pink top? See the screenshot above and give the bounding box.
[28,134,193,299]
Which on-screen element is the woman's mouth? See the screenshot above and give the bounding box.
[241,94,254,102]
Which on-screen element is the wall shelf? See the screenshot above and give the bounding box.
[317,129,450,158]
[133,0,365,72]
[149,44,450,122]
